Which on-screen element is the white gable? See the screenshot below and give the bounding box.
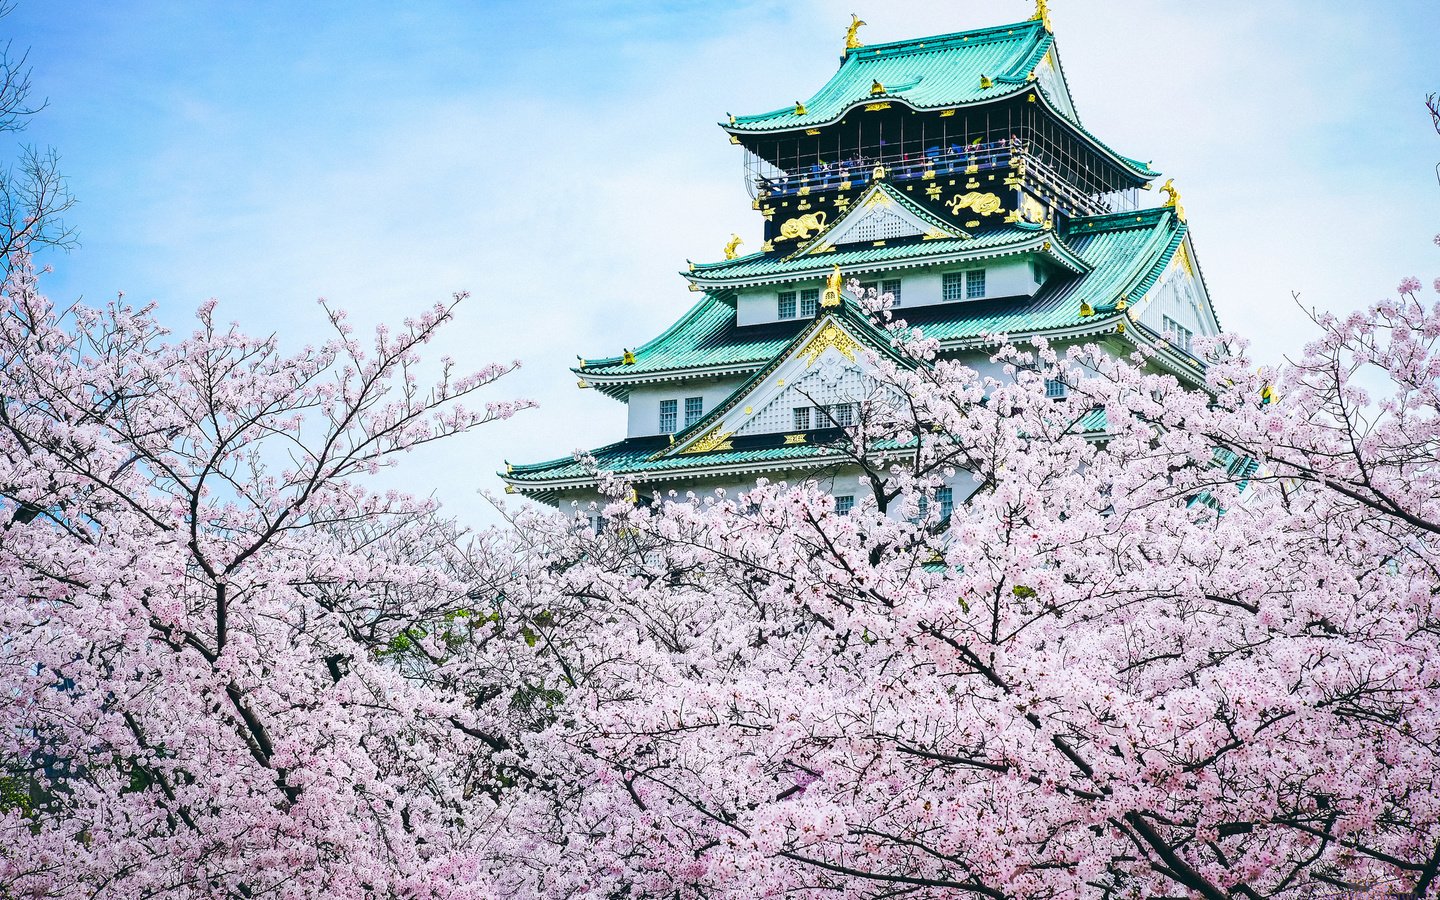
[1034,50,1078,122]
[672,316,905,453]
[737,353,876,435]
[802,186,958,253]
[1135,237,1220,344]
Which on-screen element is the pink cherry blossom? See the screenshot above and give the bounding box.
[3,244,1440,899]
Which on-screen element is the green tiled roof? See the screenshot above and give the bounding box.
[687,223,1086,285]
[505,404,1109,493]
[731,20,1055,132]
[578,294,801,379]
[725,19,1157,181]
[506,431,915,497]
[581,207,1185,385]
[894,206,1186,341]
[520,209,1190,492]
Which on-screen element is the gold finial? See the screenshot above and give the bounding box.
[1030,0,1052,31]
[723,233,743,260]
[505,460,513,474]
[577,354,586,366]
[1159,178,1186,221]
[872,163,886,181]
[1078,300,1094,317]
[622,348,636,365]
[979,74,993,89]
[844,14,866,52]
[1115,298,1128,311]
[821,265,844,307]
[794,100,808,115]
[727,112,736,125]
[870,79,886,96]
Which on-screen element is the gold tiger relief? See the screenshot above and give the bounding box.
[946,192,1003,217]
[778,211,827,241]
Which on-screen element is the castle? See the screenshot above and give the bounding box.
[502,5,1219,513]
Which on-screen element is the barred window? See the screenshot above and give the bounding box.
[966,269,986,299]
[942,272,965,301]
[1163,315,1194,353]
[835,495,855,515]
[861,278,903,306]
[1044,378,1067,399]
[659,398,677,433]
[793,406,811,430]
[824,403,854,427]
[800,288,820,317]
[778,291,796,319]
[684,396,703,428]
[920,486,955,522]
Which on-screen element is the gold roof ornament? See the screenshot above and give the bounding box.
[872,163,887,181]
[1031,0,1053,32]
[870,79,886,96]
[727,112,736,125]
[821,265,844,307]
[622,348,636,365]
[794,100,808,115]
[844,14,866,53]
[723,233,744,259]
[979,74,994,89]
[1079,300,1094,317]
[1159,178,1186,222]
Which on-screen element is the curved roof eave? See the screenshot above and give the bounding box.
[686,231,1092,289]
[725,85,1158,184]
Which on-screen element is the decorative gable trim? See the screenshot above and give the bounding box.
[662,309,908,458]
[796,182,964,255]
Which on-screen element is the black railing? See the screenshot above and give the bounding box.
[755,139,1017,199]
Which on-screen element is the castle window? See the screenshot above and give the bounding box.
[659,398,678,433]
[860,278,903,306]
[1163,315,1194,353]
[684,396,703,427]
[800,288,819,317]
[822,403,854,428]
[778,291,796,319]
[944,270,986,301]
[835,495,855,515]
[918,486,955,522]
[793,406,811,430]
[966,269,986,299]
[1044,378,1067,399]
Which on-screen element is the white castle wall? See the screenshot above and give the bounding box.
[734,256,1044,326]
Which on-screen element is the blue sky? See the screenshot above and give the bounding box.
[10,1,1440,526]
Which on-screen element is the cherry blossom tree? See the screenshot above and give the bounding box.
[0,258,546,899]
[3,233,1440,897]
[498,270,1440,897]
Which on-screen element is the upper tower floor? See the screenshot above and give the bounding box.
[723,14,1158,249]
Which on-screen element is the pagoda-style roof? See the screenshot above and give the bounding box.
[731,20,1057,133]
[724,19,1157,182]
[686,225,1088,288]
[502,432,909,502]
[578,206,1188,395]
